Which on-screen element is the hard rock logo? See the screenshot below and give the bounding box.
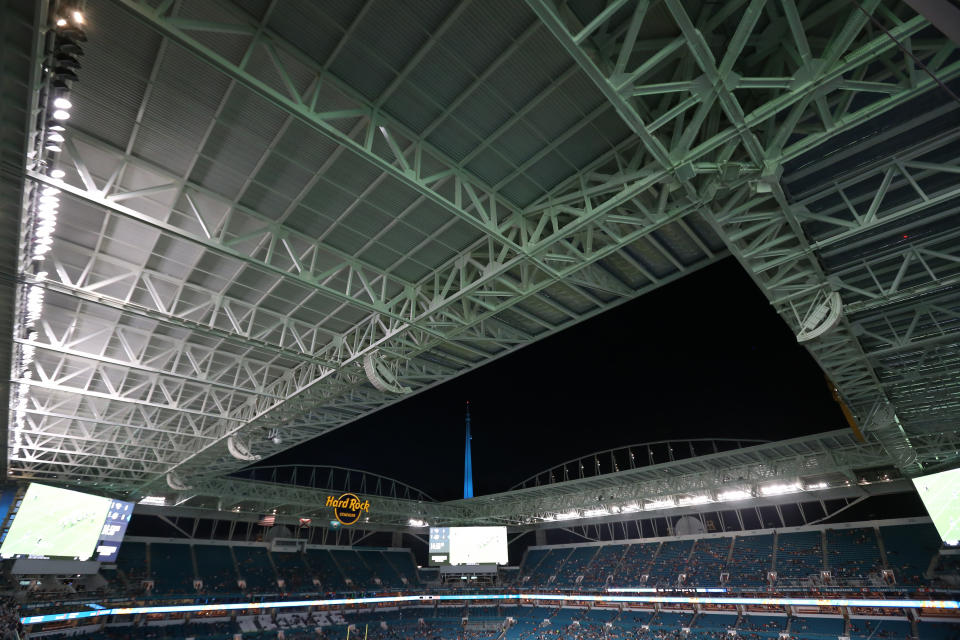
[326,492,370,526]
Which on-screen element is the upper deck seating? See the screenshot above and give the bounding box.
[527,548,571,587]
[728,534,774,586]
[826,528,883,581]
[646,540,693,587]
[358,550,404,588]
[881,524,940,585]
[150,543,195,595]
[194,544,237,594]
[384,550,419,586]
[521,549,550,583]
[610,542,660,587]
[331,549,376,589]
[234,546,278,593]
[270,551,309,593]
[776,532,823,581]
[686,537,730,586]
[115,541,148,593]
[553,546,596,587]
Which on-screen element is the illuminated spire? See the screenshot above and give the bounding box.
[464,401,474,499]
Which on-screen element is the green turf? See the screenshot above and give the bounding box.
[0,483,111,560]
[914,468,960,543]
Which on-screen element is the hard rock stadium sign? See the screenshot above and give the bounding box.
[325,493,370,526]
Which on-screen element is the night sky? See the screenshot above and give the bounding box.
[262,257,846,501]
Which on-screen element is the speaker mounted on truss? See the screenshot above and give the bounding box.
[796,291,843,342]
[363,351,411,395]
[166,471,191,491]
[227,434,261,461]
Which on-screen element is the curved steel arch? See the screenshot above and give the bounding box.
[511,438,770,489]
[232,464,435,503]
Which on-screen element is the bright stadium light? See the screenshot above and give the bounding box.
[805,481,828,490]
[408,519,427,527]
[555,511,579,521]
[138,496,166,506]
[678,495,711,506]
[646,498,675,510]
[718,490,751,502]
[760,482,802,496]
[583,508,609,518]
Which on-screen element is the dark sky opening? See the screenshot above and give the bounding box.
[261,257,846,501]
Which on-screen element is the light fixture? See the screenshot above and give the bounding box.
[48,124,65,132]
[41,186,59,196]
[717,489,751,502]
[47,132,65,143]
[56,17,67,27]
[54,38,83,56]
[53,67,79,83]
[72,11,84,24]
[54,52,81,69]
[52,109,70,120]
[760,482,802,496]
[646,498,675,510]
[49,169,65,179]
[53,97,72,110]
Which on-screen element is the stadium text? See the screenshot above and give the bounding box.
[326,493,370,526]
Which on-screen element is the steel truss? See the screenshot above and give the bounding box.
[10,0,727,490]
[552,485,910,543]
[159,428,960,528]
[6,0,960,499]
[525,0,960,475]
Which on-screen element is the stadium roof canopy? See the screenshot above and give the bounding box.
[3,0,960,521]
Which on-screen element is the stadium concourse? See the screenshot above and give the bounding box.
[3,0,960,639]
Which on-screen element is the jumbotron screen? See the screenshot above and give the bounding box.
[0,483,133,562]
[428,526,507,566]
[913,467,960,543]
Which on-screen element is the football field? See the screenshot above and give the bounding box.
[0,484,111,560]
[914,469,960,542]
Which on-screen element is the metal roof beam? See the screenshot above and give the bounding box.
[520,0,960,476]
[148,250,724,488]
[112,0,533,256]
[526,0,939,176]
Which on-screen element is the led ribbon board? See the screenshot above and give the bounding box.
[21,593,960,625]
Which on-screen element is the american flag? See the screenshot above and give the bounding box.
[257,514,276,527]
